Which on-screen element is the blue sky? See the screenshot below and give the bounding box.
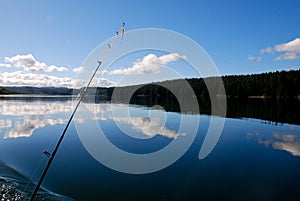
[0,0,299,87]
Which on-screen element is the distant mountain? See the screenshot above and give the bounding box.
[0,87,18,94]
[0,86,74,95]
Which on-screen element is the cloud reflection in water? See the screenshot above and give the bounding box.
[111,116,185,139]
[247,131,300,156]
[0,100,72,139]
[4,115,66,139]
[0,100,183,140]
[77,103,185,139]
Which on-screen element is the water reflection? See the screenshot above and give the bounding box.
[0,98,183,140]
[77,103,185,139]
[0,99,72,139]
[0,98,73,115]
[130,96,300,125]
[0,97,299,200]
[4,115,66,139]
[111,116,185,139]
[247,131,300,156]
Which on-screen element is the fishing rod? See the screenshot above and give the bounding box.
[29,24,124,201]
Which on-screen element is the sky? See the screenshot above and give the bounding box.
[0,0,299,88]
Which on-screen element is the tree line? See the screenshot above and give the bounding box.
[102,69,300,100]
[1,69,299,99]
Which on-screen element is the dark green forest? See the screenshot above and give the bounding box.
[221,69,300,98]
[0,86,73,95]
[96,69,300,100]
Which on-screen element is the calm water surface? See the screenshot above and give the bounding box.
[0,97,300,201]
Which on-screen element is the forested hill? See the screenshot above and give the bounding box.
[109,69,300,99]
[0,69,300,98]
[0,86,74,95]
[221,69,300,98]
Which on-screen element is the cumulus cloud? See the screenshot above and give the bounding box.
[90,77,116,87]
[260,47,273,54]
[0,71,115,88]
[275,52,300,60]
[96,70,109,76]
[110,53,186,75]
[274,38,300,53]
[259,38,300,60]
[0,52,184,87]
[0,71,81,88]
[0,63,11,68]
[73,66,85,73]
[248,55,262,62]
[4,54,68,72]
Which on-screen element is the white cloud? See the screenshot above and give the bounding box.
[275,52,300,60]
[96,69,109,75]
[4,54,68,72]
[274,38,300,53]
[260,47,273,54]
[248,55,261,62]
[90,77,116,87]
[0,71,115,88]
[260,38,300,60]
[0,63,11,68]
[0,52,184,87]
[110,53,186,75]
[0,71,80,88]
[73,66,85,73]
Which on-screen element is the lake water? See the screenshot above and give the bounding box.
[0,96,300,201]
